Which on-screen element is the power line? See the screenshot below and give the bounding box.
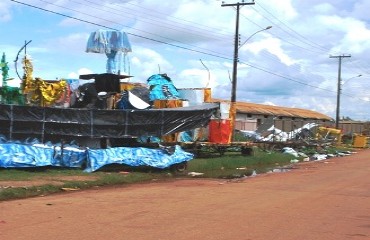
[114,0,236,37]
[11,0,232,61]
[73,0,233,41]
[9,0,370,106]
[238,11,326,55]
[255,2,331,53]
[36,0,232,57]
[238,60,337,94]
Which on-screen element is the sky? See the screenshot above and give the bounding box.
[1,0,370,121]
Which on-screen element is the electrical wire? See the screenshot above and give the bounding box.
[72,0,233,41]
[11,0,232,60]
[255,2,331,53]
[9,0,370,104]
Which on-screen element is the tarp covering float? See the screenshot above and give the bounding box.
[0,142,86,168]
[0,142,193,172]
[86,145,193,172]
[0,102,219,140]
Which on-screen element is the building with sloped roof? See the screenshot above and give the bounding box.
[212,99,333,133]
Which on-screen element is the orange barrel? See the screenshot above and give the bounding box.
[208,119,232,144]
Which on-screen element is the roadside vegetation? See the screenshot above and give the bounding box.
[0,142,355,201]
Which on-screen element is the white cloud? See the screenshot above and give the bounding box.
[67,68,93,79]
[3,0,370,120]
[0,2,12,22]
[352,0,370,21]
[242,37,297,66]
[318,15,370,54]
[262,101,277,106]
[312,3,335,14]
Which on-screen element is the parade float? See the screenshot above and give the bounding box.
[0,30,219,171]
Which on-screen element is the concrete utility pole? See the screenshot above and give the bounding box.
[222,0,255,141]
[330,54,351,129]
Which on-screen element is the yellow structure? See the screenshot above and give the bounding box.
[153,99,183,142]
[352,135,368,148]
[316,127,342,144]
[22,56,67,106]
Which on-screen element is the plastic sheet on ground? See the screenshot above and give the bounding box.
[0,142,194,172]
[85,145,193,172]
[0,143,86,168]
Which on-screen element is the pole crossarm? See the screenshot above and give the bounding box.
[221,1,255,7]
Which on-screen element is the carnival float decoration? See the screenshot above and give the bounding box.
[86,29,132,74]
[0,34,219,172]
[0,53,23,104]
[21,54,67,106]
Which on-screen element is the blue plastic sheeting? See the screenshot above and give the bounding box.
[147,74,180,101]
[86,30,132,73]
[85,145,193,172]
[0,141,193,172]
[0,143,86,168]
[86,30,132,54]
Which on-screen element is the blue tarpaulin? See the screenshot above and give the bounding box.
[0,143,86,168]
[0,142,193,172]
[147,74,180,101]
[85,145,193,172]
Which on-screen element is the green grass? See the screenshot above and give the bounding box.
[0,168,90,181]
[0,168,171,201]
[0,147,299,201]
[187,147,293,178]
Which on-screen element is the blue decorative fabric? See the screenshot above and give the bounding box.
[147,74,180,101]
[86,30,132,73]
[0,141,193,172]
[0,143,86,168]
[85,145,193,172]
[86,30,132,54]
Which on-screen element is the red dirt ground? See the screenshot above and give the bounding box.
[1,149,370,240]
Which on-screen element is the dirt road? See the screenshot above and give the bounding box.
[1,149,370,240]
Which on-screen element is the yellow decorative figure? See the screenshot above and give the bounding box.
[21,55,67,106]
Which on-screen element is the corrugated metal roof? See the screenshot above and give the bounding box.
[212,99,333,121]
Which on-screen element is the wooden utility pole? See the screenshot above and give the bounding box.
[221,0,255,141]
[330,54,351,129]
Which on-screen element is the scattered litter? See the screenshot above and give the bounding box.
[282,147,299,157]
[236,167,247,170]
[338,152,351,156]
[187,172,204,177]
[290,159,299,163]
[61,187,79,191]
[298,152,308,158]
[312,154,327,161]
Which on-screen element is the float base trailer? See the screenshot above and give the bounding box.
[180,142,255,156]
